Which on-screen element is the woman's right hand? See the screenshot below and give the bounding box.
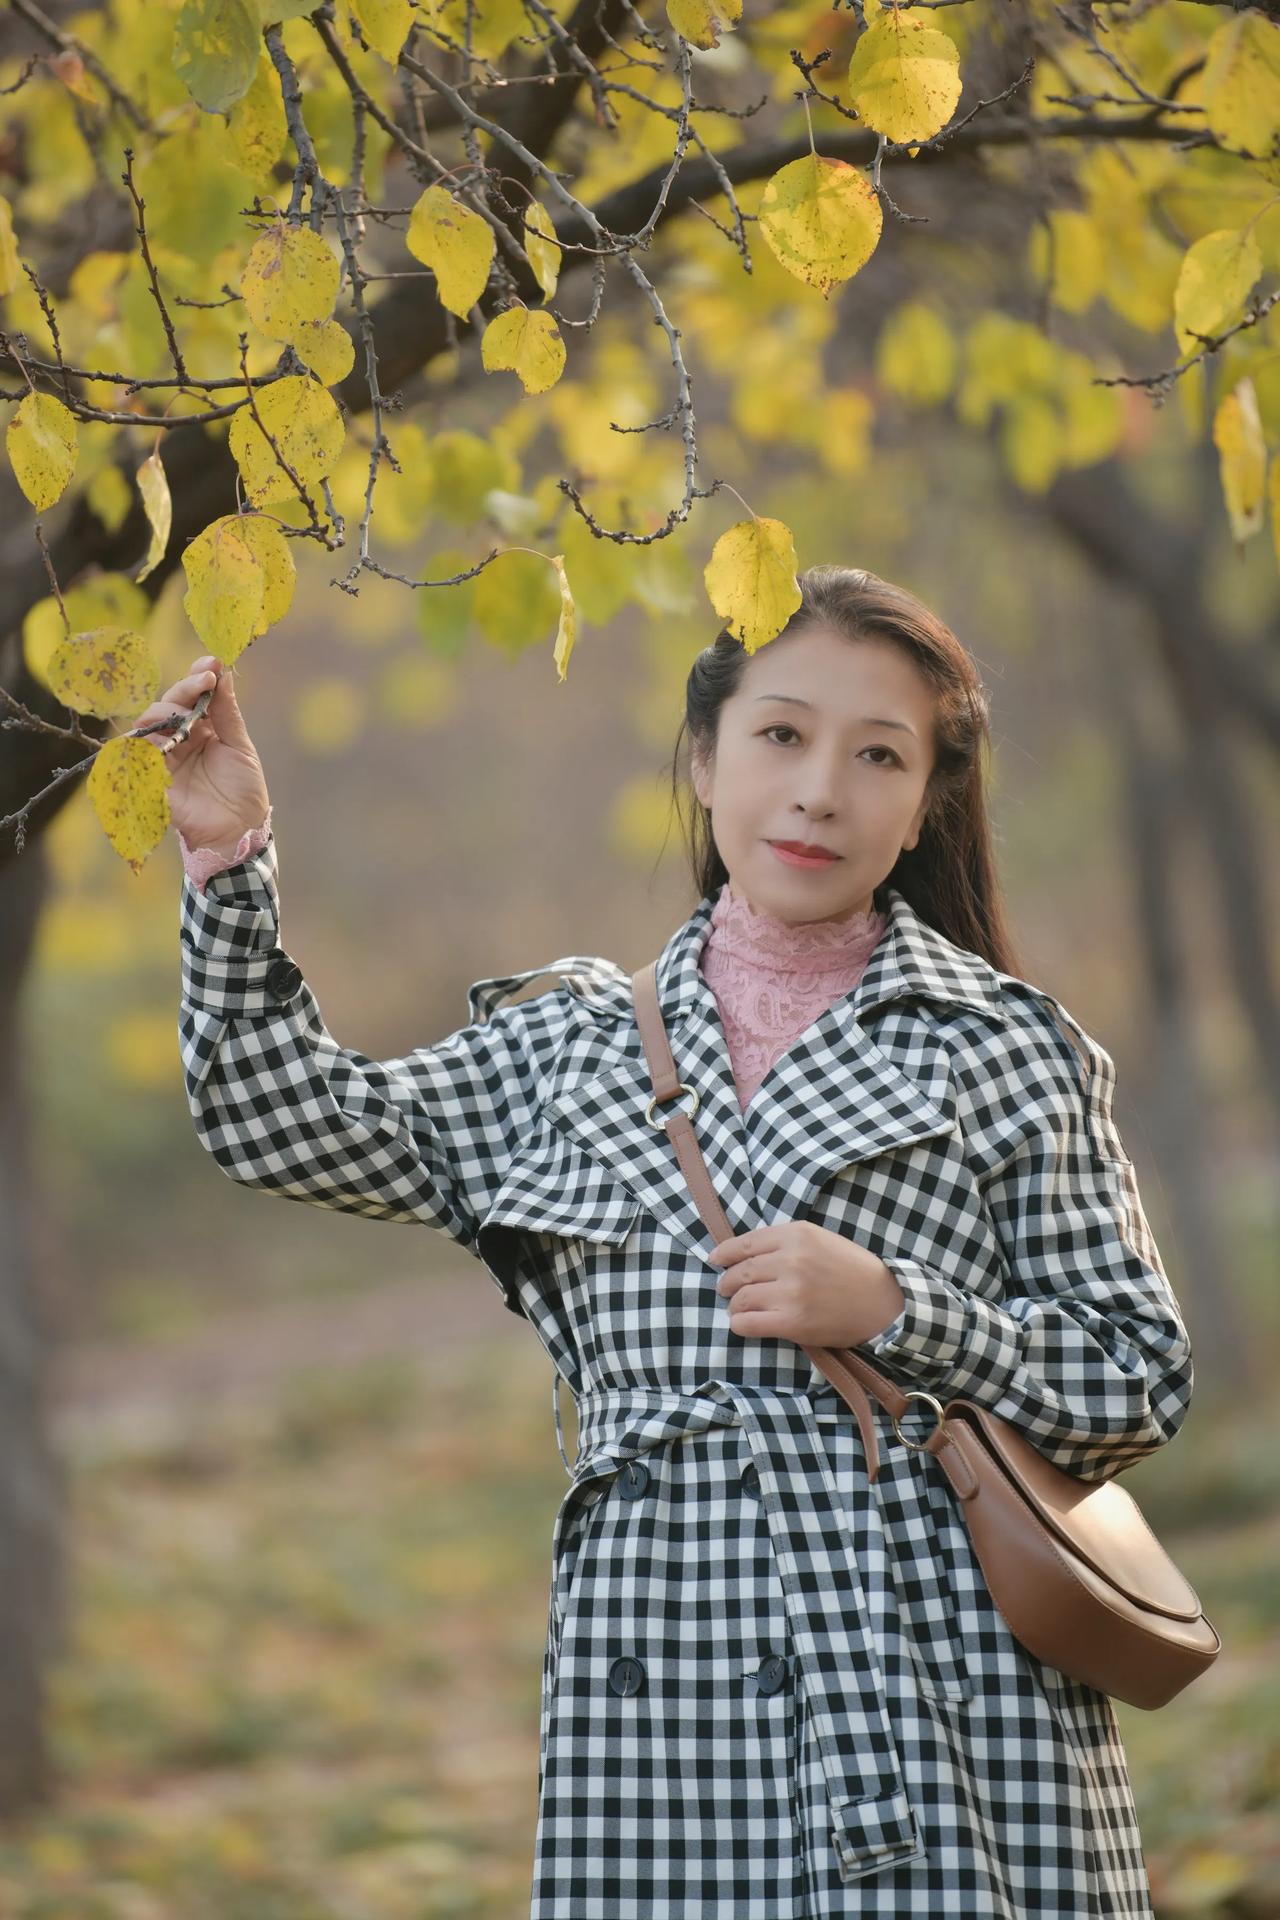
[131,655,272,855]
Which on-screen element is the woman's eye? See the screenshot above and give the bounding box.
[759,726,900,767]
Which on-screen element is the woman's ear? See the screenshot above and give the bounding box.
[690,745,712,811]
[901,792,931,853]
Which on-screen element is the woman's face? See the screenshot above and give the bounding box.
[690,624,936,926]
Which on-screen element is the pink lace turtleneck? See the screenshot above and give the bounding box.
[700,880,889,1111]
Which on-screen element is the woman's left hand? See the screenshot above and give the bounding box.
[708,1221,907,1347]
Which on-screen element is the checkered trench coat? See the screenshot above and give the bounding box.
[179,835,1194,1919]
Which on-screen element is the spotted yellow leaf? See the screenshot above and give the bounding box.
[230,512,296,631]
[182,515,264,660]
[351,0,412,62]
[228,375,346,508]
[47,627,159,720]
[703,516,801,653]
[524,202,561,302]
[87,731,170,875]
[134,448,172,583]
[87,464,132,534]
[7,390,78,512]
[406,186,495,319]
[242,222,340,342]
[227,50,287,180]
[290,315,356,386]
[481,307,566,394]
[1213,376,1266,548]
[758,154,882,297]
[1200,13,1280,160]
[551,554,576,681]
[847,13,962,145]
[172,0,260,114]
[666,0,741,51]
[1174,229,1262,358]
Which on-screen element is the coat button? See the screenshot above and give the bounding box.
[265,955,302,1001]
[740,1461,761,1498]
[754,1654,789,1695]
[608,1656,645,1697]
[618,1460,651,1500]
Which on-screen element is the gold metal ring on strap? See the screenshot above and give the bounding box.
[891,1389,948,1450]
[645,1084,700,1128]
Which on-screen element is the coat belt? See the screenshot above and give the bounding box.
[557,1376,929,1886]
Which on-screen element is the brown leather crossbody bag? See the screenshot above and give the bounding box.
[632,961,1221,1710]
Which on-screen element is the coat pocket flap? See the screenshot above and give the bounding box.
[478,1123,643,1245]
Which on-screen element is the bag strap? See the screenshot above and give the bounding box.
[632,960,937,1486]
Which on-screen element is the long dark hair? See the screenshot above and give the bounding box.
[667,563,1024,976]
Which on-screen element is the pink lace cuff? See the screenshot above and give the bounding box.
[178,804,273,893]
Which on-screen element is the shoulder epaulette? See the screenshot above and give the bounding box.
[466,954,629,1024]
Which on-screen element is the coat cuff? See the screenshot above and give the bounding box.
[856,1253,1022,1397]
[179,831,304,1017]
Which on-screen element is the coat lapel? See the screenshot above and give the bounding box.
[543,883,1007,1259]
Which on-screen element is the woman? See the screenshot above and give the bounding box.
[139,564,1194,1917]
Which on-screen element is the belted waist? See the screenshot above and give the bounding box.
[556,1376,859,1483]
[548,1371,928,1886]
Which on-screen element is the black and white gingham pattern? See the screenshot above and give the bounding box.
[180,834,1193,1917]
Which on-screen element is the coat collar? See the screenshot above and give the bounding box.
[542,885,1008,1260]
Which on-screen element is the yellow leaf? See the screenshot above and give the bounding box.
[1174,228,1262,358]
[47,626,159,719]
[134,449,173,583]
[666,0,742,52]
[51,50,102,108]
[87,733,170,875]
[473,550,562,656]
[758,154,882,297]
[405,186,495,320]
[1201,13,1280,160]
[0,193,21,297]
[24,575,150,689]
[231,512,297,631]
[227,51,288,182]
[351,0,413,62]
[6,390,78,512]
[290,315,356,386]
[172,0,261,114]
[228,375,346,507]
[242,222,341,342]
[875,300,955,405]
[703,516,801,652]
[551,554,576,681]
[847,13,962,145]
[1028,208,1105,316]
[1000,393,1063,495]
[524,202,561,302]
[182,516,264,660]
[87,463,133,534]
[414,0,526,62]
[553,504,632,624]
[423,428,518,524]
[481,307,566,394]
[1213,375,1266,547]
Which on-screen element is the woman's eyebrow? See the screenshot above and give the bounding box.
[750,694,918,737]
